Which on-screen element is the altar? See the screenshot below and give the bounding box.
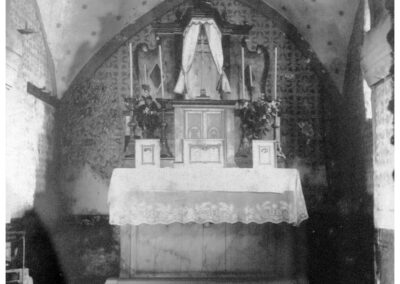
[107,168,308,283]
[109,1,309,282]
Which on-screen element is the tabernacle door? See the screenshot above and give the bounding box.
[173,102,236,167]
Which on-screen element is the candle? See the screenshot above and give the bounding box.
[274,47,278,100]
[129,42,133,98]
[241,46,245,100]
[144,64,147,84]
[158,43,165,99]
[273,47,280,144]
[249,65,253,86]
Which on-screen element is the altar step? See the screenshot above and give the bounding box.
[106,277,308,284]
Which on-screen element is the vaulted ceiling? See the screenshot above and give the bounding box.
[36,0,361,96]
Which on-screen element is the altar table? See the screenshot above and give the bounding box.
[107,168,309,283]
[108,168,308,226]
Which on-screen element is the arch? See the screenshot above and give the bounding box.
[66,0,341,101]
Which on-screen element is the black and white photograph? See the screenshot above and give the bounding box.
[4,0,396,283]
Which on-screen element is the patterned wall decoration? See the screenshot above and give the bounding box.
[61,0,327,212]
[60,79,125,181]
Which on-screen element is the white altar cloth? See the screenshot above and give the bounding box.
[108,168,308,226]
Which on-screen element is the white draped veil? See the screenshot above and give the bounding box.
[174,18,231,96]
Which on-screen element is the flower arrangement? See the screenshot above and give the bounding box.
[235,95,281,140]
[124,88,161,139]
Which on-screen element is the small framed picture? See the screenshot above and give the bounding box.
[142,145,155,165]
[252,140,277,169]
[135,139,160,168]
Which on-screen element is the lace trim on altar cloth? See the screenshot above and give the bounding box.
[110,200,309,226]
[108,168,309,227]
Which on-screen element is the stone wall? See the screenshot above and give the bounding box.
[6,0,59,224]
[6,0,67,283]
[371,78,394,229]
[371,76,394,284]
[59,79,125,214]
[362,0,394,282]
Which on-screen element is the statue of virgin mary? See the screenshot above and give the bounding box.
[174,18,231,100]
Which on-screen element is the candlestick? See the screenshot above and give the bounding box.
[157,99,173,158]
[241,46,245,100]
[129,42,133,98]
[274,116,281,141]
[274,47,278,100]
[158,42,165,99]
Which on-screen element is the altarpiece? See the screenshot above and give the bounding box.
[107,1,308,283]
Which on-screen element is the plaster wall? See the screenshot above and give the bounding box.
[36,0,164,96]
[361,0,394,231]
[371,78,394,230]
[6,0,59,223]
[361,0,394,282]
[263,0,360,92]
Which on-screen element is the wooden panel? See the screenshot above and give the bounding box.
[205,111,224,139]
[178,223,203,272]
[135,224,158,272]
[225,223,274,274]
[185,111,203,139]
[201,223,226,272]
[123,223,305,279]
[135,224,203,273]
[130,226,138,277]
[174,105,236,165]
[153,224,187,273]
[272,225,295,278]
[120,225,132,278]
[225,224,306,279]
